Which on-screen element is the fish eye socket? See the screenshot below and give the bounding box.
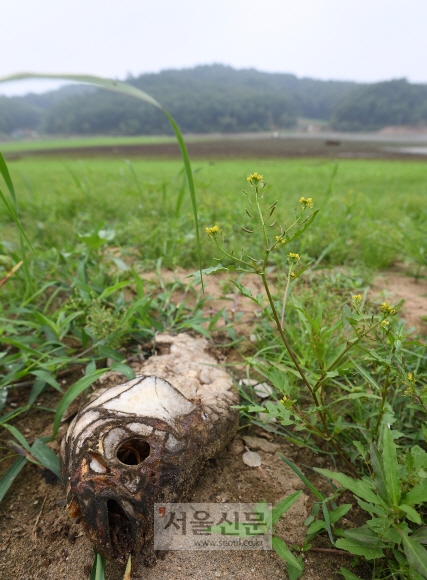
[117,439,150,465]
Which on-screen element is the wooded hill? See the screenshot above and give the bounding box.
[1,66,426,135]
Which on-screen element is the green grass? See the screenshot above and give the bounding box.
[1,153,427,580]
[0,134,192,153]
[1,156,426,271]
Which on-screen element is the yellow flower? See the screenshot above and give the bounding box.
[290,272,296,279]
[408,372,414,382]
[275,235,285,245]
[205,225,219,235]
[247,172,263,183]
[299,196,314,209]
[352,294,362,302]
[379,302,396,316]
[381,320,389,327]
[280,396,288,404]
[288,252,300,262]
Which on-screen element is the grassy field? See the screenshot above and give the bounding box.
[0,135,181,153]
[1,153,427,579]
[2,156,426,271]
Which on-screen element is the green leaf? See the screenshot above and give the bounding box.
[351,360,381,391]
[287,210,319,244]
[52,368,108,438]
[0,456,27,502]
[272,491,302,525]
[287,554,304,580]
[399,504,422,525]
[0,152,34,253]
[327,392,381,406]
[280,455,325,501]
[90,550,106,580]
[322,502,334,544]
[314,468,380,505]
[31,439,61,481]
[254,500,272,530]
[413,528,427,545]
[343,525,387,548]
[382,426,401,506]
[98,344,124,361]
[186,263,229,284]
[339,568,364,580]
[335,537,385,560]
[306,520,327,536]
[28,378,47,406]
[404,484,427,507]
[2,423,31,452]
[110,363,136,381]
[268,366,288,393]
[98,280,131,300]
[357,499,386,517]
[272,536,303,571]
[401,532,427,578]
[31,369,62,392]
[329,504,352,524]
[370,443,390,505]
[0,387,7,414]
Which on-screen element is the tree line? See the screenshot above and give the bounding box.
[0,66,426,135]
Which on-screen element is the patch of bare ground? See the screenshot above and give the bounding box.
[2,265,423,580]
[371,264,427,334]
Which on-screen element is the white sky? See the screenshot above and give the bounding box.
[1,0,426,96]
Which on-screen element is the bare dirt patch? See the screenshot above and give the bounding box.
[6,134,427,161]
[371,266,427,333]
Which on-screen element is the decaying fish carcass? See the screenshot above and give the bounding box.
[60,334,239,566]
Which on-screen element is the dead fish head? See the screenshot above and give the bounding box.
[61,376,211,564]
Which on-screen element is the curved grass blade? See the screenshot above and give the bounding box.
[0,152,34,253]
[278,454,325,501]
[272,490,302,525]
[31,438,61,481]
[0,72,203,290]
[0,456,27,502]
[52,368,107,438]
[272,536,303,571]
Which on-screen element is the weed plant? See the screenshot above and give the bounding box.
[201,173,427,579]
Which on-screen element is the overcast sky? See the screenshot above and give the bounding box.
[1,0,425,96]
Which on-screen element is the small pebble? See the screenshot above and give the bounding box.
[254,383,273,398]
[242,451,262,467]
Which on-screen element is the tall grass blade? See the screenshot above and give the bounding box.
[278,454,325,501]
[31,438,61,481]
[0,456,27,502]
[0,72,204,290]
[52,368,107,438]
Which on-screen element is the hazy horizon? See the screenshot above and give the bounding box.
[0,63,423,100]
[0,0,425,97]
